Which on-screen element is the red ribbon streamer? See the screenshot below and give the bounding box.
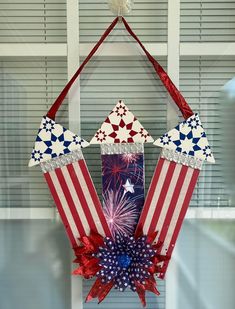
[86,278,114,304]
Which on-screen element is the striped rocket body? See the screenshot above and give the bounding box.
[136,157,200,278]
[43,158,111,250]
[28,116,109,250]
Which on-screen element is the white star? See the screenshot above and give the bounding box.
[122,179,135,195]
[115,126,129,142]
[51,140,65,156]
[180,138,195,153]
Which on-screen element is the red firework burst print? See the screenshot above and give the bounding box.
[102,153,145,237]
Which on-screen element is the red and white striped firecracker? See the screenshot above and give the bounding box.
[135,113,215,278]
[29,116,111,250]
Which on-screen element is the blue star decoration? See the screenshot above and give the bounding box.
[42,118,55,132]
[187,115,201,130]
[31,149,43,162]
[43,128,72,158]
[28,116,89,167]
[173,131,201,156]
[203,145,212,158]
[154,113,215,163]
[73,135,85,146]
[160,133,172,145]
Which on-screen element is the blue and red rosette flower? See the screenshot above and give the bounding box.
[73,232,168,307]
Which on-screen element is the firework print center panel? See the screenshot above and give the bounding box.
[102,152,145,237]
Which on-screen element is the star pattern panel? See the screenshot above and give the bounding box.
[29,116,89,167]
[90,100,154,144]
[154,114,215,163]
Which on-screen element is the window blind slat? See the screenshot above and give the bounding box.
[180,56,235,207]
[181,0,235,42]
[79,0,168,43]
[0,56,67,209]
[0,0,66,43]
[83,278,165,309]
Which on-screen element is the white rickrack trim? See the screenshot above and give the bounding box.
[40,149,84,173]
[161,148,203,170]
[100,143,144,155]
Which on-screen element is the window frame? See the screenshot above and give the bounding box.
[0,0,235,308]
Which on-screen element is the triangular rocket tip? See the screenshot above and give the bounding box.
[90,100,154,144]
[153,114,215,163]
[29,116,89,167]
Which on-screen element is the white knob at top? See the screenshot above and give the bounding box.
[108,0,134,16]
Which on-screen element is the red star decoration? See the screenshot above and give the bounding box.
[108,118,138,143]
[139,127,150,142]
[114,101,128,117]
[95,129,107,142]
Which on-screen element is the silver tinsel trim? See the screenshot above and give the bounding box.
[101,143,144,155]
[161,148,203,170]
[40,149,84,173]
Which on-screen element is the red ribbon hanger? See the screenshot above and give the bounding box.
[46,17,194,121]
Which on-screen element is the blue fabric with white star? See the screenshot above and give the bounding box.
[96,234,155,292]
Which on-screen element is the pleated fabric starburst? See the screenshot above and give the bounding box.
[73,232,168,307]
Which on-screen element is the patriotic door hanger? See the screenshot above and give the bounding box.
[29,15,214,307]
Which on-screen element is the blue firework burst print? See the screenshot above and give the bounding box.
[102,152,144,237]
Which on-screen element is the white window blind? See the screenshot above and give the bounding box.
[175,219,235,309]
[0,57,67,208]
[79,0,168,43]
[181,0,235,42]
[180,56,235,207]
[0,220,71,309]
[0,0,66,43]
[83,277,165,309]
